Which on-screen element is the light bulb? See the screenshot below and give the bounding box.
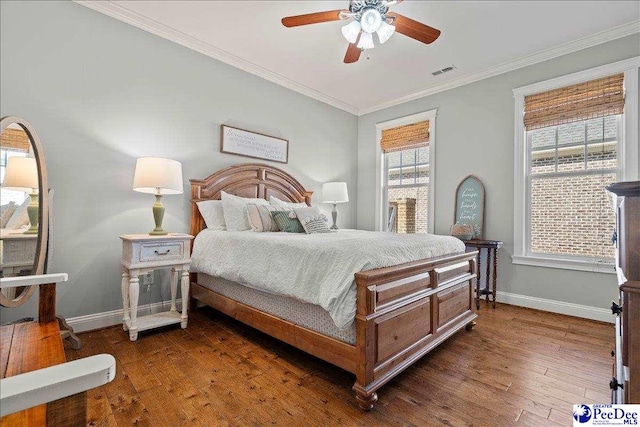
[360,8,382,33]
[341,20,361,44]
[376,21,395,44]
[357,32,375,50]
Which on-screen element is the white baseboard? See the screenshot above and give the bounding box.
[66,299,182,333]
[496,291,614,323]
[65,291,613,333]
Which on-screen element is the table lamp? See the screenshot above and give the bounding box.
[3,157,39,234]
[322,182,349,230]
[133,157,183,235]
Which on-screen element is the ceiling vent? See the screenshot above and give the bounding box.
[431,65,456,76]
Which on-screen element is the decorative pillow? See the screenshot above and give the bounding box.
[196,200,226,231]
[0,202,17,228]
[246,204,282,232]
[221,191,269,231]
[269,196,308,209]
[5,197,30,230]
[271,211,305,233]
[294,206,332,234]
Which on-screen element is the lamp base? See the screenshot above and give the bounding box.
[24,192,39,235]
[330,203,339,230]
[149,194,168,236]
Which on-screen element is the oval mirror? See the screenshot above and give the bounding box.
[0,116,49,307]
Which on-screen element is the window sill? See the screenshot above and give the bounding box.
[511,255,615,274]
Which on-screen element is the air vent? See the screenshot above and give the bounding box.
[431,65,456,76]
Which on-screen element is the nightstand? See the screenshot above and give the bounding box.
[463,239,503,309]
[120,233,194,341]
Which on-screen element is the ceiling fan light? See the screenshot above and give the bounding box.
[341,20,361,44]
[357,31,375,50]
[376,21,395,44]
[360,8,382,33]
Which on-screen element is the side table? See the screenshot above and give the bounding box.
[463,239,503,309]
[120,233,194,341]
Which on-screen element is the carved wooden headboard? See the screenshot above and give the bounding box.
[189,163,313,238]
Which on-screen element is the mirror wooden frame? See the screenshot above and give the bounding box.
[0,116,49,308]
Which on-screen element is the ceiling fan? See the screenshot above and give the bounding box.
[282,0,441,64]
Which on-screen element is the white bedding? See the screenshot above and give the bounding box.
[191,229,465,329]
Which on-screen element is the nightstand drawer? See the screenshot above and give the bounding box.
[140,242,184,262]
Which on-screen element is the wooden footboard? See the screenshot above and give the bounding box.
[190,251,477,411]
[352,251,478,410]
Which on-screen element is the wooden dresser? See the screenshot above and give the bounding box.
[608,181,640,404]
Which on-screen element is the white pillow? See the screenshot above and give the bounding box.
[0,202,17,228]
[221,191,269,231]
[269,195,308,209]
[5,197,30,230]
[294,206,331,234]
[196,200,226,231]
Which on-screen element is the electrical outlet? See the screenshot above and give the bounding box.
[142,272,154,286]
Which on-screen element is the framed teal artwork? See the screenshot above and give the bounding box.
[454,175,485,239]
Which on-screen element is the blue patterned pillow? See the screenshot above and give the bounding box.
[271,211,305,233]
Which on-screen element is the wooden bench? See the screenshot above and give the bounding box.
[0,273,115,426]
[0,321,86,426]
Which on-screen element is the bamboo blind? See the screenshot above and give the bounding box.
[0,128,30,152]
[380,121,429,153]
[524,73,624,130]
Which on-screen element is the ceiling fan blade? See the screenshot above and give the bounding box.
[344,35,362,64]
[282,10,346,27]
[388,13,441,44]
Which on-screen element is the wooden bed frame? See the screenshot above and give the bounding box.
[189,163,478,410]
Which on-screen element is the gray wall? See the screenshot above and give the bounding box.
[0,1,358,323]
[357,35,640,310]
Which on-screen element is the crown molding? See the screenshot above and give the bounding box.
[74,0,360,115]
[75,1,638,117]
[359,20,640,115]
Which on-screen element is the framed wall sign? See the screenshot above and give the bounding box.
[220,125,289,164]
[454,175,485,239]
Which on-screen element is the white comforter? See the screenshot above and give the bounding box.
[191,230,465,329]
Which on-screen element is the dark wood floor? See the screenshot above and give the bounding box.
[66,303,614,426]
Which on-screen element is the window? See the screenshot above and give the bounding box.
[513,58,639,272]
[375,110,437,234]
[385,146,429,233]
[528,116,620,259]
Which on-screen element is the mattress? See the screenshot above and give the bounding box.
[191,229,465,329]
[197,273,356,345]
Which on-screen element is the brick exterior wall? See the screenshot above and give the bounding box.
[529,116,618,259]
[388,185,428,233]
[390,198,417,233]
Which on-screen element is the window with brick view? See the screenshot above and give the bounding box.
[382,121,429,234]
[525,74,623,260]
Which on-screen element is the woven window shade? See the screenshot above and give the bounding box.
[524,73,624,130]
[1,128,30,152]
[380,121,429,153]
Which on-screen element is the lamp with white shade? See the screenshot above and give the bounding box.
[3,157,39,234]
[322,182,349,230]
[133,157,183,236]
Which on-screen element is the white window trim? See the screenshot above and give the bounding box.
[512,56,640,273]
[375,109,437,233]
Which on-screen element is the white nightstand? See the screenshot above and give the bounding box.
[120,233,194,341]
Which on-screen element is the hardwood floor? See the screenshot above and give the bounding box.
[65,304,614,426]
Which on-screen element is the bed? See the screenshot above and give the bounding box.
[189,163,478,410]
